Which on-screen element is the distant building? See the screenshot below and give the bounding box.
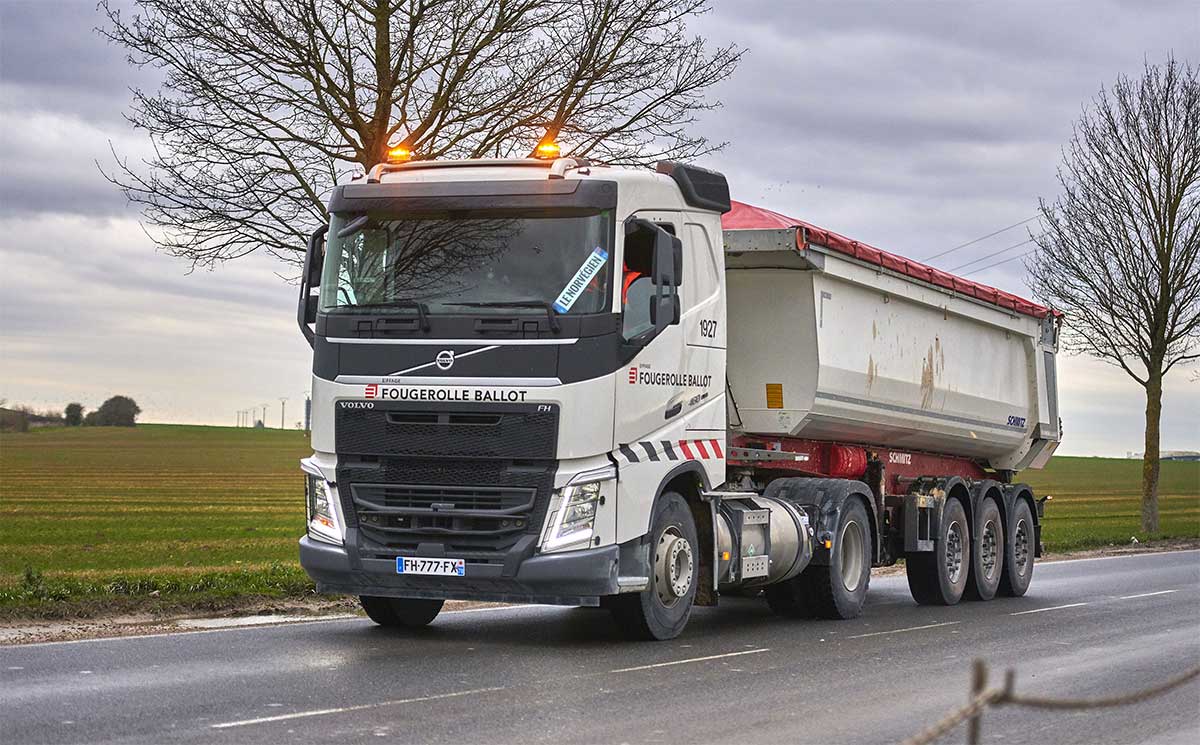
[1128,450,1200,461]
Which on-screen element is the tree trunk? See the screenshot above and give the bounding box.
[1140,371,1163,533]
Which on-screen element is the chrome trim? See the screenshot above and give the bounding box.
[334,375,563,386]
[388,345,498,376]
[324,336,580,346]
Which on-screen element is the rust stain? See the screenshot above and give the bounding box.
[920,346,936,409]
[872,320,877,340]
[866,355,877,392]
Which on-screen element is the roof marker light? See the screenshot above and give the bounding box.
[386,145,413,163]
[534,141,561,159]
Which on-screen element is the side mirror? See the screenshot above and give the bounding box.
[297,224,328,347]
[649,293,680,330]
[653,230,683,287]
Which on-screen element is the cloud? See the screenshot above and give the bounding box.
[0,0,1197,450]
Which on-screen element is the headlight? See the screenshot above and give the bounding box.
[540,468,613,553]
[305,474,343,545]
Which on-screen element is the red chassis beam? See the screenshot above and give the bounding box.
[728,434,989,496]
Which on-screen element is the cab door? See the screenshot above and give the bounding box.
[612,211,726,544]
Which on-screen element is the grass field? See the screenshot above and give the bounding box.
[0,424,1197,618]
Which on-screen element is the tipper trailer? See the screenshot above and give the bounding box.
[297,152,1062,640]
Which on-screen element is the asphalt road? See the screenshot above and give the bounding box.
[3,551,1199,745]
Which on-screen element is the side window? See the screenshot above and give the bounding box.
[621,221,677,339]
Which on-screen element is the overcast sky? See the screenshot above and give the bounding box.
[0,0,1197,455]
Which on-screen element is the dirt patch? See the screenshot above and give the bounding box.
[0,597,501,646]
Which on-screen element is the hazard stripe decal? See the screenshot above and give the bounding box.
[615,440,726,464]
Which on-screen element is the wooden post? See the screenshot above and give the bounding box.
[968,659,988,745]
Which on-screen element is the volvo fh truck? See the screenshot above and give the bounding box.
[296,151,1061,640]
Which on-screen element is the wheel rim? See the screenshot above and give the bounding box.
[980,519,999,581]
[839,520,865,592]
[1014,519,1031,578]
[945,520,964,584]
[655,526,693,608]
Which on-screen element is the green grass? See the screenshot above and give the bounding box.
[0,424,313,617]
[0,424,1196,618]
[1021,456,1200,552]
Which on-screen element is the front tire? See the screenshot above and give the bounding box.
[360,596,444,628]
[907,498,970,605]
[998,499,1035,597]
[610,491,698,641]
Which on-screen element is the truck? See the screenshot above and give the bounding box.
[296,149,1062,640]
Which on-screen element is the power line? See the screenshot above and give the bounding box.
[946,235,1041,273]
[961,248,1040,277]
[923,215,1039,262]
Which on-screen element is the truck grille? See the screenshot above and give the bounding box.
[333,402,559,561]
[338,463,554,559]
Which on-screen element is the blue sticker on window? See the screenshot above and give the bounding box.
[552,247,608,314]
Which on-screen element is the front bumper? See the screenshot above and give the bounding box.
[300,536,635,606]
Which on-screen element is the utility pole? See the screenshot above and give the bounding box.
[279,398,287,429]
[304,392,312,431]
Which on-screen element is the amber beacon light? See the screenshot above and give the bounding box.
[533,141,561,159]
[386,145,413,163]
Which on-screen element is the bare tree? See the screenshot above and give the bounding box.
[1027,57,1200,533]
[100,0,740,267]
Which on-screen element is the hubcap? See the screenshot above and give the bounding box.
[655,526,693,607]
[1014,519,1031,577]
[839,520,865,592]
[980,519,999,581]
[945,520,964,584]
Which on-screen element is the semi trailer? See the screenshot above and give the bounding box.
[296,150,1062,640]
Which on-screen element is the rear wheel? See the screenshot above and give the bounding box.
[998,499,1035,597]
[965,497,1004,601]
[907,498,970,605]
[360,596,444,628]
[767,498,871,620]
[610,491,698,640]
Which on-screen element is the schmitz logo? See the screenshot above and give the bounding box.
[889,452,912,465]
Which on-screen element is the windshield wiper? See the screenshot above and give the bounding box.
[446,300,562,333]
[335,299,430,331]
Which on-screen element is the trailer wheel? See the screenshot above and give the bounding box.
[998,499,1035,597]
[609,491,698,640]
[360,596,444,628]
[965,497,1005,601]
[772,498,871,620]
[906,498,970,605]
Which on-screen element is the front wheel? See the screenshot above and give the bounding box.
[609,491,698,640]
[360,596,444,628]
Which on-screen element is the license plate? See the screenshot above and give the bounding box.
[396,557,465,576]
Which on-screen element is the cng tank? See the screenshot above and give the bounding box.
[722,213,1062,472]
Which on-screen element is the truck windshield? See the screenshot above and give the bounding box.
[319,211,613,316]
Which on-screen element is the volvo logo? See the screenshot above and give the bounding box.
[340,401,375,409]
[435,349,455,370]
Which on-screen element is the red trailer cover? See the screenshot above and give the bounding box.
[722,200,1059,320]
